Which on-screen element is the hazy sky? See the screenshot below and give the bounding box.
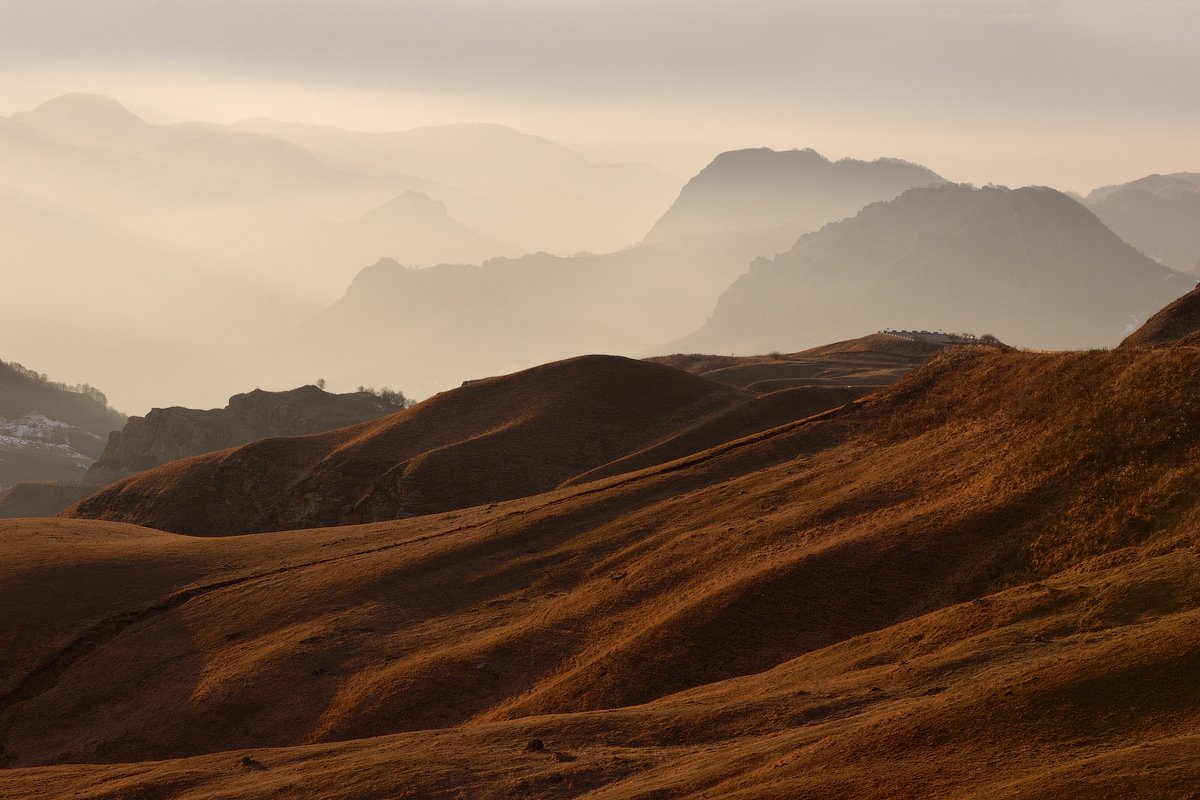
[2,0,1199,190]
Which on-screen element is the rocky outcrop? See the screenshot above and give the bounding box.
[85,385,399,482]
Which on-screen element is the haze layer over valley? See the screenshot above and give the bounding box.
[0,94,680,412]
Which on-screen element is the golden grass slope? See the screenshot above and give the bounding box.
[4,347,1200,797]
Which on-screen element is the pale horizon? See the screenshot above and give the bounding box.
[3,0,1199,193]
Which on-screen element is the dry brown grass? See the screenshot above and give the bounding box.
[5,347,1200,797]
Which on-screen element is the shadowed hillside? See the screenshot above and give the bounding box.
[676,184,1193,355]
[65,356,755,534]
[6,345,1200,797]
[70,336,964,535]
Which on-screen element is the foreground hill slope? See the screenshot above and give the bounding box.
[6,346,1200,797]
[85,385,400,483]
[677,184,1193,354]
[644,148,944,242]
[1086,172,1200,274]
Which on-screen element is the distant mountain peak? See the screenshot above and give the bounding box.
[644,147,944,243]
[1085,172,1200,274]
[359,191,450,223]
[17,93,146,129]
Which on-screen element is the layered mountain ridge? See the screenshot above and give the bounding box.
[1086,172,1200,274]
[676,183,1192,354]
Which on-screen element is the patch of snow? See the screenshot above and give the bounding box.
[0,412,77,439]
[0,413,94,462]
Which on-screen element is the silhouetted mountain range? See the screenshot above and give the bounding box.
[261,147,954,398]
[675,184,1193,354]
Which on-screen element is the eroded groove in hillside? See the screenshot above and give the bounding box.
[0,523,477,764]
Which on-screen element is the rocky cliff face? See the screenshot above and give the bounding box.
[85,385,399,482]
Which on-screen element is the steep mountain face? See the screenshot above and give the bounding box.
[1086,173,1200,274]
[9,345,1200,797]
[0,360,124,489]
[84,385,400,483]
[1120,284,1200,348]
[643,147,944,242]
[677,184,1193,355]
